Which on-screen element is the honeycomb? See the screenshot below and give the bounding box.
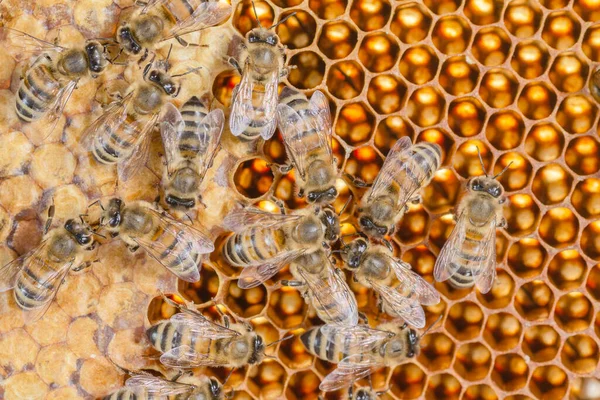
[0,0,599,399]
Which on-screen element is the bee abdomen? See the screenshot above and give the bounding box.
[154,228,202,282]
[14,257,57,310]
[103,388,146,400]
[300,327,342,362]
[15,65,61,122]
[448,262,476,288]
[223,227,283,267]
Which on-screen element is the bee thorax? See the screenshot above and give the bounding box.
[170,167,201,192]
[134,85,164,114]
[293,219,322,244]
[132,15,163,44]
[58,49,88,77]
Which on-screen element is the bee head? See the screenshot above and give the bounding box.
[468,176,503,198]
[320,208,340,242]
[247,334,265,364]
[85,41,109,76]
[307,186,337,204]
[165,195,195,209]
[406,328,419,358]
[147,69,179,97]
[341,238,368,270]
[104,198,123,228]
[358,215,391,239]
[64,219,94,249]
[247,28,279,46]
[355,388,375,400]
[117,26,143,55]
[208,378,223,399]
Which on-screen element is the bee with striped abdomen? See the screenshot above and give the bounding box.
[2,28,109,124]
[115,0,231,61]
[221,206,340,289]
[160,97,224,210]
[97,198,214,282]
[340,238,439,328]
[0,205,96,323]
[433,150,509,293]
[357,137,442,240]
[276,87,338,205]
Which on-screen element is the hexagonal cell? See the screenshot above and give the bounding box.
[425,373,462,400]
[146,293,179,324]
[572,178,600,219]
[565,136,600,176]
[515,280,555,321]
[524,122,565,162]
[406,87,446,128]
[429,213,457,251]
[247,360,287,399]
[317,21,358,59]
[288,51,326,90]
[574,0,600,21]
[233,0,274,36]
[493,152,531,192]
[418,332,455,372]
[309,0,347,19]
[583,24,600,62]
[548,249,587,291]
[233,158,274,199]
[224,280,268,319]
[558,95,597,136]
[462,384,498,400]
[439,55,480,96]
[556,292,594,333]
[471,27,511,66]
[350,0,391,32]
[391,2,432,44]
[374,116,415,155]
[466,0,504,25]
[479,68,519,109]
[445,301,484,341]
[491,353,529,391]
[532,164,574,205]
[275,174,305,210]
[391,363,427,399]
[212,71,238,107]
[178,263,220,304]
[396,205,429,245]
[432,16,472,55]
[507,238,547,279]
[549,53,589,93]
[541,11,581,50]
[587,263,600,301]
[326,61,365,99]
[285,370,321,400]
[476,269,515,309]
[505,194,541,237]
[367,75,407,115]
[483,313,522,352]
[276,11,317,50]
[511,40,551,79]
[448,97,486,138]
[561,334,599,375]
[344,147,383,186]
[278,333,313,370]
[452,140,492,179]
[517,82,558,120]
[398,45,439,85]
[504,0,543,38]
[358,33,399,73]
[454,342,493,381]
[529,365,569,400]
[539,207,579,248]
[421,168,460,213]
[335,103,376,146]
[266,286,306,329]
[522,324,560,363]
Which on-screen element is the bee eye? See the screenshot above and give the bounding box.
[266,35,277,45]
[471,180,484,191]
[248,34,259,43]
[307,192,318,202]
[488,186,501,197]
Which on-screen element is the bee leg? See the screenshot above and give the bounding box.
[382,239,394,253]
[213,305,231,328]
[127,244,139,253]
[498,217,507,228]
[45,201,55,235]
[343,172,371,188]
[409,194,422,204]
[358,312,368,324]
[228,57,243,75]
[269,196,286,215]
[72,260,93,272]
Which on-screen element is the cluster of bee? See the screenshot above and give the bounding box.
[0,0,510,398]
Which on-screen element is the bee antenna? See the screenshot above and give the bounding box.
[88,199,105,211]
[250,0,262,28]
[171,66,202,78]
[475,146,487,177]
[267,334,294,347]
[223,368,235,385]
[338,195,353,216]
[420,314,443,339]
[269,11,297,30]
[492,161,513,180]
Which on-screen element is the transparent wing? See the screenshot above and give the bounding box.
[319,354,378,392]
[276,102,309,179]
[237,248,306,288]
[1,28,65,60]
[387,256,440,306]
[317,324,392,354]
[259,70,279,140]
[0,249,39,292]
[195,108,225,182]
[229,69,254,136]
[365,136,412,202]
[160,344,226,368]
[170,312,239,340]
[308,90,333,163]
[163,1,232,40]
[22,259,73,324]
[139,0,168,14]
[474,220,497,294]
[160,102,185,176]
[371,279,426,328]
[125,375,193,396]
[42,79,78,139]
[433,212,468,283]
[80,94,132,151]
[222,207,302,233]
[117,113,159,182]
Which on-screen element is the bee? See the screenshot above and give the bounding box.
[97,198,214,282]
[357,137,442,239]
[433,150,509,293]
[283,250,359,326]
[221,206,340,289]
[160,96,224,210]
[340,238,439,328]
[2,28,109,123]
[0,205,96,323]
[276,87,338,205]
[115,0,231,60]
[104,373,225,400]
[228,7,295,141]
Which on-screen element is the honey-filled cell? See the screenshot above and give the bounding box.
[178,263,220,304]
[421,169,460,215]
[486,111,525,151]
[462,384,498,400]
[454,342,493,382]
[522,324,560,363]
[561,334,599,375]
[511,40,550,79]
[418,332,456,372]
[309,0,347,19]
[439,55,481,96]
[367,75,407,115]
[517,82,558,120]
[531,163,573,205]
[395,204,429,245]
[212,71,238,108]
[572,178,600,219]
[479,68,519,109]
[317,21,358,60]
[401,245,436,282]
[504,194,541,237]
[503,0,543,38]
[549,53,590,93]
[574,0,600,21]
[556,95,598,135]
[548,249,587,292]
[247,360,287,399]
[514,280,555,321]
[565,136,600,176]
[266,286,306,329]
[464,0,503,25]
[358,33,399,73]
[335,103,376,146]
[390,362,427,399]
[476,269,516,310]
[524,122,565,162]
[276,11,317,50]
[425,373,462,400]
[529,365,569,400]
[285,370,321,400]
[223,280,268,319]
[349,0,391,32]
[399,45,439,85]
[278,333,314,370]
[233,0,274,36]
[452,140,492,179]
[390,2,433,44]
[406,86,446,127]
[491,353,529,392]
[555,293,594,333]
[582,24,600,62]
[423,0,462,14]
[326,60,365,99]
[483,312,522,352]
[288,51,326,90]
[445,301,484,341]
[471,27,511,67]
[539,207,579,248]
[344,147,383,186]
[494,152,531,192]
[507,238,547,279]
[233,158,274,199]
[374,116,415,155]
[541,11,581,50]
[432,16,472,56]
[448,97,486,138]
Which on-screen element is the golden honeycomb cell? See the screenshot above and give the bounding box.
[349,0,391,31]
[395,206,429,245]
[556,95,598,135]
[374,116,414,152]
[454,342,493,381]
[503,0,543,38]
[529,365,568,400]
[453,140,492,179]
[479,68,519,109]
[445,301,484,341]
[326,60,364,99]
[224,280,268,319]
[491,353,529,391]
[285,370,320,400]
[483,312,522,352]
[439,56,481,96]
[426,373,462,400]
[494,152,531,192]
[390,363,427,399]
[399,45,439,86]
[515,280,555,321]
[542,11,581,51]
[418,332,456,372]
[407,87,446,127]
[518,82,558,120]
[471,27,511,67]
[267,287,306,329]
[247,360,287,399]
[367,75,407,115]
[539,207,579,247]
[390,2,432,44]
[462,384,498,400]
[233,158,274,199]
[549,53,589,93]
[507,238,547,279]
[288,51,326,89]
[344,146,383,185]
[317,21,358,59]
[565,136,600,176]
[581,221,600,261]
[521,324,560,363]
[358,33,399,73]
[561,334,599,375]
[276,11,317,50]
[335,103,376,146]
[524,122,565,162]
[582,24,600,61]
[234,0,274,36]
[476,269,516,309]
[422,0,461,14]
[572,178,600,219]
[505,194,541,236]
[511,40,550,79]
[448,97,486,138]
[548,249,587,291]
[532,163,573,205]
[432,16,472,55]
[309,0,346,19]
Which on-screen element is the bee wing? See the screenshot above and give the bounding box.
[160,102,186,176]
[222,207,302,232]
[237,248,306,289]
[473,220,497,294]
[318,324,392,354]
[370,279,426,328]
[387,256,440,306]
[365,136,412,202]
[433,212,468,283]
[163,1,232,40]
[195,108,225,182]
[259,70,279,140]
[80,94,133,151]
[0,242,49,292]
[170,312,240,340]
[276,101,309,179]
[1,28,65,60]
[319,353,379,392]
[125,375,194,396]
[160,344,226,368]
[40,79,79,141]
[298,264,358,326]
[229,70,255,137]
[117,113,160,182]
[308,90,334,163]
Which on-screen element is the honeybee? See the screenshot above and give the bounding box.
[276,87,338,205]
[357,137,442,239]
[160,97,224,210]
[146,300,268,369]
[433,151,508,293]
[228,8,295,141]
[301,322,432,392]
[2,28,109,123]
[115,0,231,60]
[284,250,359,326]
[340,238,439,328]
[222,206,340,289]
[0,205,96,323]
[97,198,214,282]
[104,373,225,400]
